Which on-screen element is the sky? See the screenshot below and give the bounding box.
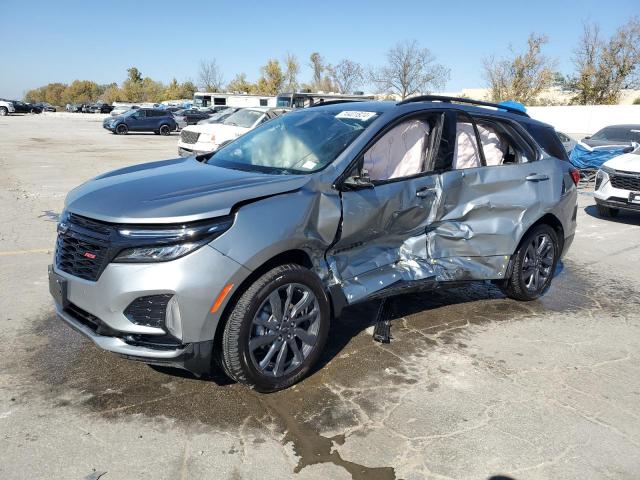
[0,0,637,100]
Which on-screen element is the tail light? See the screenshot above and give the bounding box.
[569,168,580,186]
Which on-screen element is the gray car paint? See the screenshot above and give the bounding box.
[54,100,577,361]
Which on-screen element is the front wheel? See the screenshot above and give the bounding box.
[115,124,128,135]
[0,107,8,116]
[159,124,171,136]
[220,264,330,392]
[501,224,559,301]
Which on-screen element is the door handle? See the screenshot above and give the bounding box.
[525,173,549,182]
[416,187,437,198]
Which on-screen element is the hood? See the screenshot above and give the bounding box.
[184,123,250,139]
[65,157,310,224]
[603,152,640,173]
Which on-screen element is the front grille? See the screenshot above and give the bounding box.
[610,172,640,191]
[55,235,108,281]
[68,213,112,235]
[124,294,173,328]
[55,213,113,281]
[180,130,200,144]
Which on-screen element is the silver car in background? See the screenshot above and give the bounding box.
[49,97,578,392]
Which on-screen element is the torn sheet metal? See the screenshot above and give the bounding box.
[328,158,563,304]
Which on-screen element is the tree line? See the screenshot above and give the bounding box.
[24,18,639,106]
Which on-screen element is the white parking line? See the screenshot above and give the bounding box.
[0,248,51,257]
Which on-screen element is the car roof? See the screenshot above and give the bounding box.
[597,124,640,129]
[310,100,555,130]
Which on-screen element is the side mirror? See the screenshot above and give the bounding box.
[342,169,374,190]
[583,136,591,140]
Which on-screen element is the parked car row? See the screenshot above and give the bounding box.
[66,103,114,113]
[0,99,45,115]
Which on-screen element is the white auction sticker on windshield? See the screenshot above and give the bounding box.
[335,111,377,121]
[301,160,317,170]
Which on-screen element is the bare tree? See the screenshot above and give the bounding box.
[567,18,640,104]
[328,59,364,94]
[309,52,325,90]
[198,59,225,92]
[369,40,449,99]
[283,53,300,93]
[483,34,556,104]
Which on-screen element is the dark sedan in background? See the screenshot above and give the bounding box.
[582,124,640,147]
[12,101,42,113]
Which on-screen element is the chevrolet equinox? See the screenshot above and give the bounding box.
[49,97,578,392]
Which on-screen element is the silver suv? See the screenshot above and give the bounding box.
[49,97,578,392]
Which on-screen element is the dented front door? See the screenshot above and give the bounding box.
[328,173,442,303]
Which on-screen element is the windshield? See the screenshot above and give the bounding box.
[200,108,234,124]
[223,109,263,128]
[206,109,379,174]
[592,127,639,142]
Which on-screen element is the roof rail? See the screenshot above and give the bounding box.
[307,99,367,108]
[397,95,530,117]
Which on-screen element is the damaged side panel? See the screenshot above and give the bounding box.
[328,159,561,304]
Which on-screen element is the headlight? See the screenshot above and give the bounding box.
[113,216,233,263]
[595,167,612,190]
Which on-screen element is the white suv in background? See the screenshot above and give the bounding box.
[594,150,640,217]
[177,107,289,156]
[0,100,16,116]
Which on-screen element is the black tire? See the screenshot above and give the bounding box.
[220,264,330,392]
[159,124,171,136]
[596,204,619,217]
[0,107,8,116]
[115,124,128,135]
[501,224,559,301]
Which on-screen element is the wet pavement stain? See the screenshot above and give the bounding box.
[16,260,640,478]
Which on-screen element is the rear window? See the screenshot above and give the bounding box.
[523,123,568,160]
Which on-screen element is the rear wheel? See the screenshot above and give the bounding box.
[115,124,128,135]
[220,264,330,392]
[501,224,559,301]
[0,107,8,116]
[596,204,619,218]
[159,124,171,136]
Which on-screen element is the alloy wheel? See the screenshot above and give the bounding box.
[248,283,320,377]
[521,233,555,292]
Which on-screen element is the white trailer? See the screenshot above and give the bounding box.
[193,92,276,110]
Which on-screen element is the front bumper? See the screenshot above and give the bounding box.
[50,243,251,365]
[103,123,116,132]
[55,304,215,373]
[594,170,640,213]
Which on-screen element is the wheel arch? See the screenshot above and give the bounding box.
[505,213,564,279]
[211,249,318,363]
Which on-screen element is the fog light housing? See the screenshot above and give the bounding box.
[124,294,173,328]
[165,296,183,340]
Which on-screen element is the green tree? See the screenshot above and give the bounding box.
[122,67,144,101]
[567,18,640,104]
[178,80,197,99]
[483,34,555,104]
[255,59,284,95]
[227,73,255,93]
[102,84,123,103]
[63,80,101,103]
[44,83,68,105]
[140,77,164,102]
[283,53,299,93]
